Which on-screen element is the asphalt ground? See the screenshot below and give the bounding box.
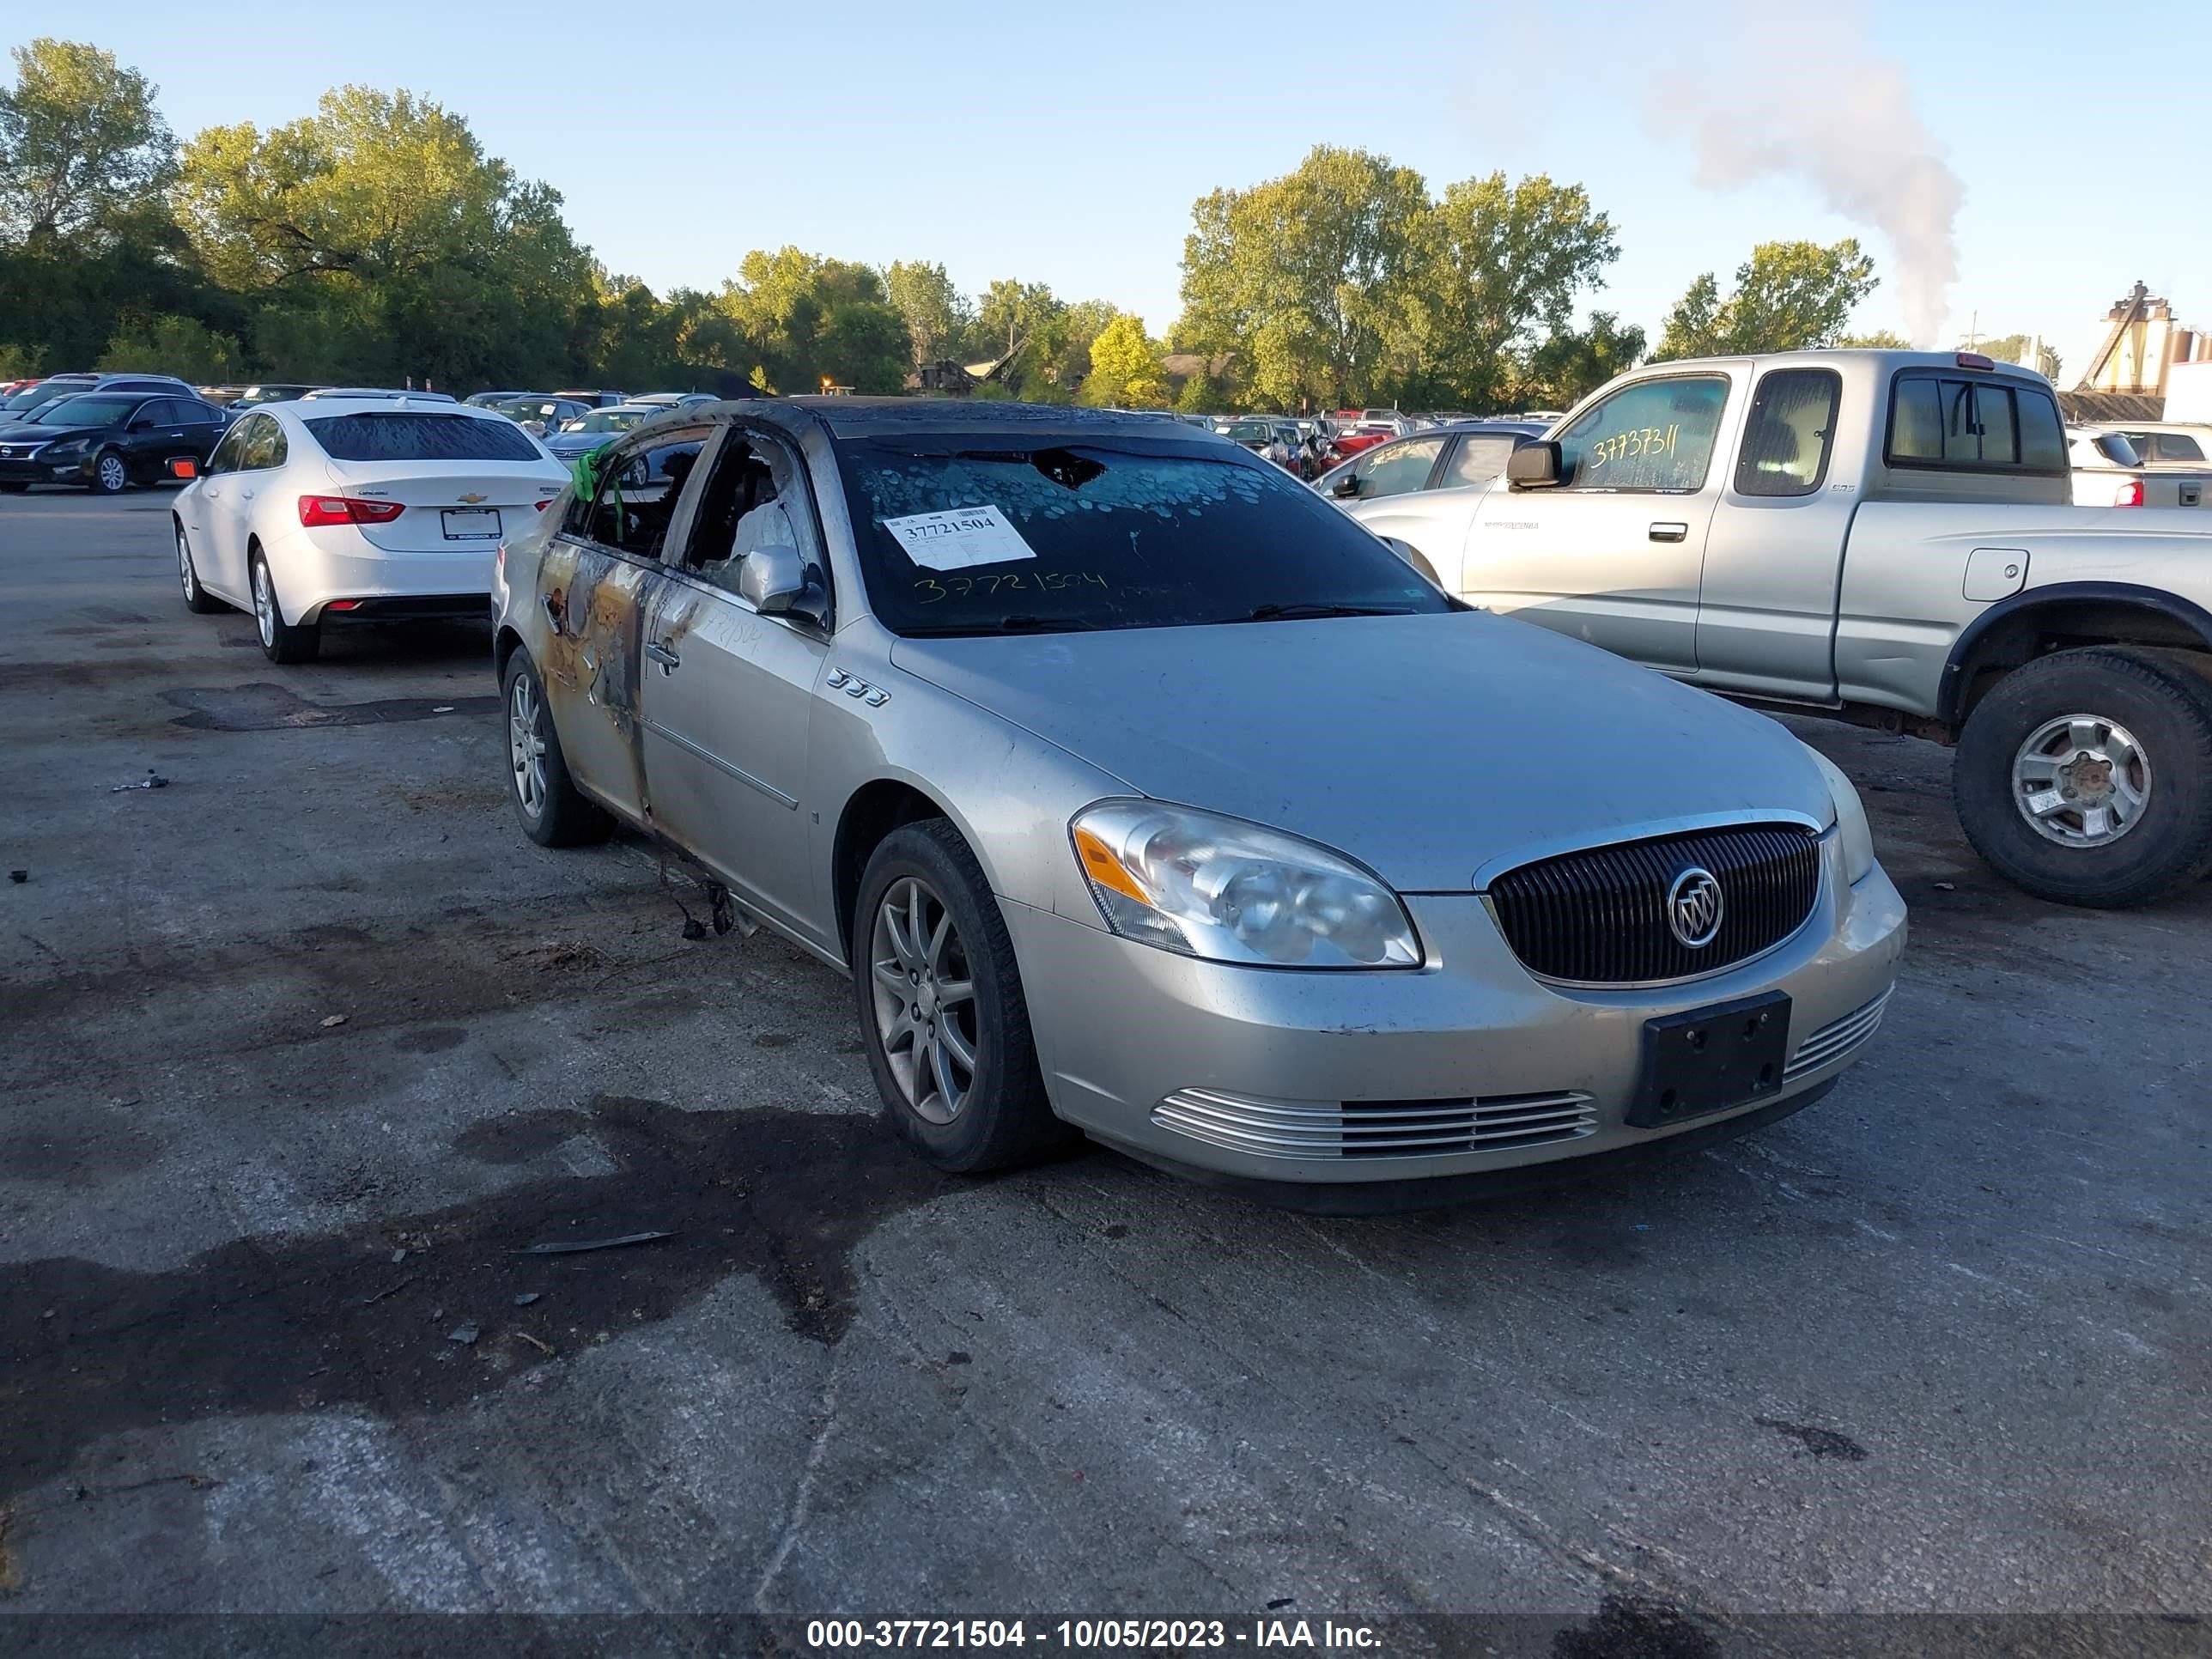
[0,489,2205,1652]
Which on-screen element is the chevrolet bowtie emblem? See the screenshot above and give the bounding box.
[459,493,487,504]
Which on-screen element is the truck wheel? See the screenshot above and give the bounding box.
[1954,646,2212,908]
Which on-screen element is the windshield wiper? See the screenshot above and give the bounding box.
[1237,603,1418,623]
[902,614,1100,637]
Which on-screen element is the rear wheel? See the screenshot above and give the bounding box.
[852,820,1070,1172]
[176,521,224,614]
[1954,646,2212,908]
[90,450,129,495]
[250,548,319,664]
[502,647,613,847]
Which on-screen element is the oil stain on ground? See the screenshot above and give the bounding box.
[0,1096,956,1502]
[161,683,499,732]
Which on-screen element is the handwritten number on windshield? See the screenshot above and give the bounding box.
[913,571,1109,604]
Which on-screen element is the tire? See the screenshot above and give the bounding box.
[1954,646,2212,908]
[249,547,319,664]
[501,646,613,848]
[0,483,27,495]
[175,521,225,614]
[851,820,1071,1172]
[90,449,129,495]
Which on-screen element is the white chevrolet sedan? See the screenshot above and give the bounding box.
[171,396,568,662]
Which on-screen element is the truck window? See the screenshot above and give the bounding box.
[1556,374,1728,493]
[1735,368,1839,497]
[1886,372,2066,475]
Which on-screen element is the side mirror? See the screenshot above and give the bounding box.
[1505,441,1562,489]
[130,416,156,432]
[1330,474,1361,499]
[738,544,821,621]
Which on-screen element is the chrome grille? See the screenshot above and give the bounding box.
[1784,988,1893,1081]
[1153,1087,1595,1161]
[1486,823,1821,985]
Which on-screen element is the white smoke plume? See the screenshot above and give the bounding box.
[1646,3,1965,346]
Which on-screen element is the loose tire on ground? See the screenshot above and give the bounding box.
[1954,645,2212,908]
[250,548,319,664]
[501,646,614,848]
[851,819,1072,1172]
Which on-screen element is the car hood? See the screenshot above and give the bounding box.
[889,612,1834,891]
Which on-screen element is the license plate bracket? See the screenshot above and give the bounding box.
[1626,990,1791,1129]
[441,507,500,540]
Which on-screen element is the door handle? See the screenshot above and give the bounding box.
[644,640,682,672]
[1648,521,1689,543]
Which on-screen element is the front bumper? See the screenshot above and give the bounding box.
[0,452,84,484]
[259,523,498,625]
[1003,836,1906,1204]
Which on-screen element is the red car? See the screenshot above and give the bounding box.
[1324,410,1411,462]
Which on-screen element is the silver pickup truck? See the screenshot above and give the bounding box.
[1350,349,2212,908]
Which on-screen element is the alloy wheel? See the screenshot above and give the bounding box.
[2012,713,2151,847]
[98,453,126,493]
[252,562,276,648]
[869,875,979,1125]
[509,672,548,819]
[176,527,197,602]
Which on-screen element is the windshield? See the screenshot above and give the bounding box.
[836,435,1452,636]
[32,396,135,428]
[302,413,543,463]
[562,408,647,434]
[1224,420,1273,443]
[7,381,92,414]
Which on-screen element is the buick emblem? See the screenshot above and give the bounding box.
[1666,866,1724,949]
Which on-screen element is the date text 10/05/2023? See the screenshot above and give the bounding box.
[805,1620,1382,1650]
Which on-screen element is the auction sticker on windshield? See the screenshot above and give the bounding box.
[881,505,1036,572]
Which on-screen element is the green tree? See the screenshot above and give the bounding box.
[885,259,969,366]
[1656,240,1879,360]
[1518,312,1645,410]
[1960,331,2060,379]
[718,246,910,393]
[98,313,241,381]
[0,39,175,244]
[1838,329,1910,349]
[1403,173,1620,410]
[1081,313,1168,407]
[966,277,1062,392]
[173,87,591,386]
[1177,144,1431,410]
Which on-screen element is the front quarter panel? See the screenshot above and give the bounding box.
[809,627,1133,946]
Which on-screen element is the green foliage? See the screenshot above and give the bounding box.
[1081,314,1169,408]
[1176,147,1625,412]
[98,313,241,382]
[1179,144,1431,410]
[0,341,40,379]
[1518,312,1646,410]
[1656,240,1879,359]
[1403,173,1619,410]
[1960,331,2061,379]
[0,39,175,244]
[885,259,969,366]
[715,246,911,393]
[1838,329,1910,349]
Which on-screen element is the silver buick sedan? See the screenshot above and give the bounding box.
[491,400,1905,1211]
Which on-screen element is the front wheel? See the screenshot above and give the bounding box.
[1954,646,2212,908]
[852,821,1070,1172]
[90,450,129,495]
[176,522,225,614]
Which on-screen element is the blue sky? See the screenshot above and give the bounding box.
[13,0,2208,378]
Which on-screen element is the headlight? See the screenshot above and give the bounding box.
[40,439,86,459]
[1804,747,1875,884]
[1069,800,1421,969]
